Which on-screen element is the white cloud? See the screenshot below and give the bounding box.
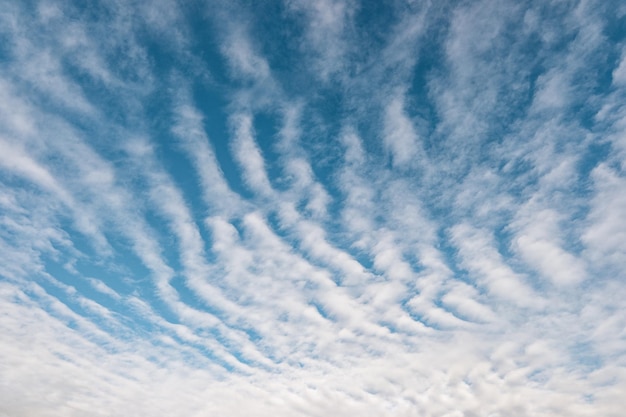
[512,208,587,286]
[286,0,355,82]
[450,224,542,309]
[1,0,625,416]
[583,164,626,272]
[613,47,626,86]
[172,95,247,218]
[230,113,275,197]
[383,94,422,168]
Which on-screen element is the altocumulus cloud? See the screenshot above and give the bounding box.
[1,0,625,416]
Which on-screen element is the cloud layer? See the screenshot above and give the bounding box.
[1,0,625,416]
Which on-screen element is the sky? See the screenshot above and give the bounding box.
[0,0,625,416]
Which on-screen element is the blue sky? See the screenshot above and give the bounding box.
[1,0,625,415]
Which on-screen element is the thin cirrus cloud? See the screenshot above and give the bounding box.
[0,0,625,416]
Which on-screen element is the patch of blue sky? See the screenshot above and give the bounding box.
[31,260,126,343]
[185,98,253,199]
[399,298,443,331]
[39,245,159,331]
[569,341,604,372]
[168,272,226,320]
[244,112,287,188]
[152,137,217,238]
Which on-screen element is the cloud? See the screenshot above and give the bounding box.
[383,93,423,168]
[449,224,542,309]
[1,0,625,416]
[613,47,626,86]
[230,112,275,197]
[171,94,247,218]
[582,164,626,272]
[286,0,355,82]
